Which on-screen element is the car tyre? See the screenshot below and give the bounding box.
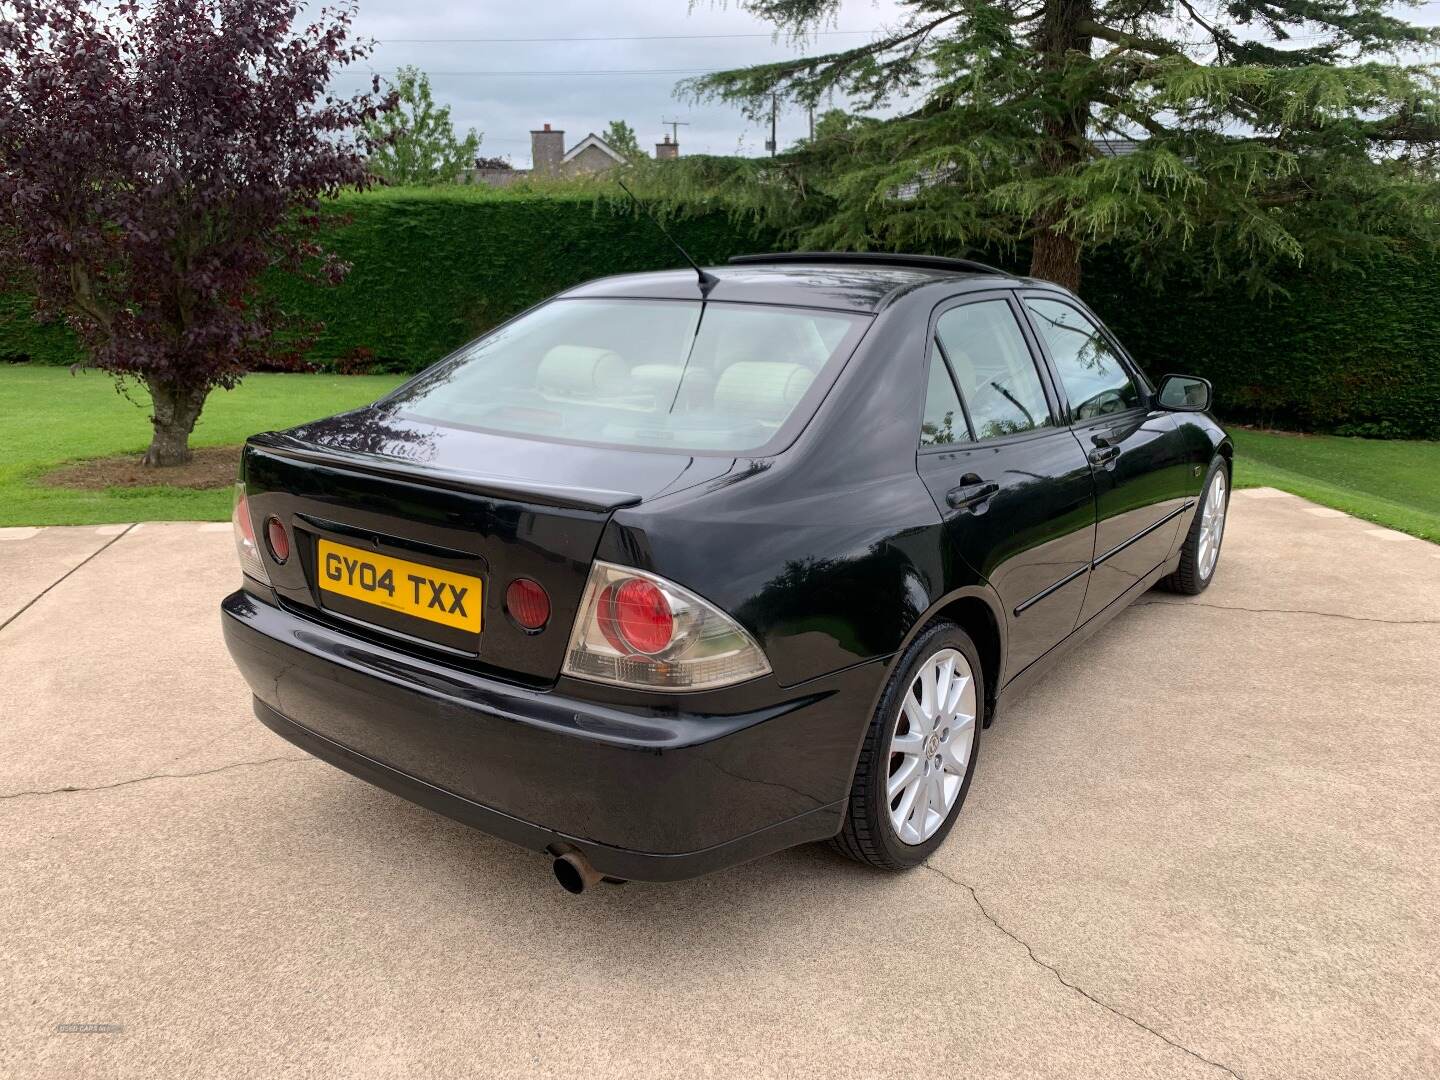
[830,620,984,871]
[1160,458,1230,596]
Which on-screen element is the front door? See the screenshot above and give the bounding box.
[916,294,1097,684]
[1020,296,1195,624]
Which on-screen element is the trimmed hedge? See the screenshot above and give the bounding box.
[0,187,779,373]
[1088,251,1440,439]
[2,186,1437,437]
[262,187,780,370]
[0,290,83,367]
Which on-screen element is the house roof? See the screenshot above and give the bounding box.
[1094,138,1144,157]
[562,133,626,165]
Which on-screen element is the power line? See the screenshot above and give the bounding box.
[371,11,1439,46]
[376,30,879,44]
[346,68,723,77]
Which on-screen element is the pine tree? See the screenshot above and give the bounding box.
[673,0,1440,292]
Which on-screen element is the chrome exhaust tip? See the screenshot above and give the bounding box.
[552,849,603,895]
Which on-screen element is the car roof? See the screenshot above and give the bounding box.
[559,257,1018,315]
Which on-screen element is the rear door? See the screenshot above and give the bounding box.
[915,293,1097,683]
[1019,295,1194,625]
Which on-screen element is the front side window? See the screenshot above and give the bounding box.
[935,300,1053,440]
[1023,298,1141,421]
[392,299,867,453]
[920,346,969,447]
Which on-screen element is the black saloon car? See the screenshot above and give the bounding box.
[222,253,1231,891]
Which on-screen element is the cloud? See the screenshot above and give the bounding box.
[338,0,909,165]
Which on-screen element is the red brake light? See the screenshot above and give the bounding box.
[613,578,674,655]
[564,562,772,690]
[231,484,270,586]
[265,516,289,564]
[506,577,550,630]
[595,583,627,653]
[236,495,256,542]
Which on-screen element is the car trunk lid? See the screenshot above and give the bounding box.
[239,408,731,685]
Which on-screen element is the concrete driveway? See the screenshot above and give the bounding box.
[2,490,1437,1080]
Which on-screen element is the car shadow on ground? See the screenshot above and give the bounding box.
[301,766,918,928]
[269,595,1184,951]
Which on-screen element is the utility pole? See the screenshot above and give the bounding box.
[767,93,778,156]
[808,103,814,142]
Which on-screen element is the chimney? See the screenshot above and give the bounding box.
[655,133,679,160]
[531,123,565,176]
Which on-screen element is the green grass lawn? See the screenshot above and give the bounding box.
[0,366,403,526]
[2,365,1437,540]
[1231,428,1440,542]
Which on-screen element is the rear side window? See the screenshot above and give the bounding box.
[920,348,969,447]
[935,300,1053,439]
[392,298,868,454]
[1023,298,1140,421]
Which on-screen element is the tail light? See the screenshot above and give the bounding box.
[563,562,770,691]
[505,577,551,631]
[232,483,270,585]
[265,516,290,564]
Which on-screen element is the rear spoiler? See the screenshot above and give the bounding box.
[246,433,643,513]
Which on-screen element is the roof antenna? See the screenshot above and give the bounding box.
[616,178,718,297]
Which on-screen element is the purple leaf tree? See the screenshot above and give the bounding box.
[0,0,392,466]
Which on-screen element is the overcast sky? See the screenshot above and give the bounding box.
[339,0,912,167]
[336,0,1440,167]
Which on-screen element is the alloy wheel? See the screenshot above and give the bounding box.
[887,647,978,845]
[1198,471,1228,580]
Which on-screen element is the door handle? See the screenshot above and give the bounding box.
[1088,444,1120,466]
[946,481,1000,511]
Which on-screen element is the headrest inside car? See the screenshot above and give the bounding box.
[537,345,628,397]
[714,362,814,423]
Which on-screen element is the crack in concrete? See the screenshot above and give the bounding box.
[923,862,1245,1080]
[0,754,315,802]
[0,524,138,634]
[156,715,257,769]
[1135,599,1440,627]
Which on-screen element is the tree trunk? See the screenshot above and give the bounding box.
[144,378,208,467]
[1030,224,1082,292]
[1028,0,1093,292]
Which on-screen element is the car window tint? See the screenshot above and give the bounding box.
[920,345,970,447]
[392,299,867,454]
[935,301,1052,440]
[1023,298,1141,421]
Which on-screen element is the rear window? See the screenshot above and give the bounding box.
[392,298,869,453]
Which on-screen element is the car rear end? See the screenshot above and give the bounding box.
[220,285,878,882]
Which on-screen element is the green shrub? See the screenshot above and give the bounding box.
[1,186,779,375]
[1086,249,1440,440]
[2,185,1436,437]
[0,291,83,366]
[262,186,780,371]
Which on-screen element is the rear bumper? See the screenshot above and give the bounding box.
[222,589,882,881]
[252,700,842,882]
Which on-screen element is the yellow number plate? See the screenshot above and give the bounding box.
[317,539,482,634]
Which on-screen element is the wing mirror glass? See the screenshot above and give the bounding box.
[1156,374,1212,412]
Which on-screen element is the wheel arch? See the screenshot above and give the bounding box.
[1211,437,1235,493]
[931,592,1004,727]
[887,585,1007,728]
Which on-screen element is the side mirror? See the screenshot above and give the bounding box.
[1155,373,1212,412]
